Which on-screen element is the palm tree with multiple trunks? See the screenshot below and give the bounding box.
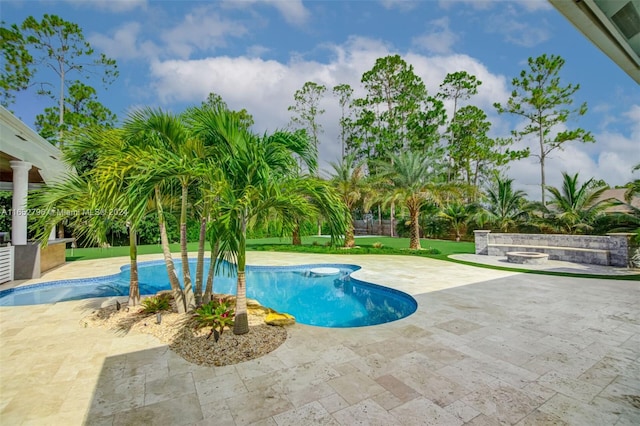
[188,106,347,334]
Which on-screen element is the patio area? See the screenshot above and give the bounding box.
[1,252,638,425]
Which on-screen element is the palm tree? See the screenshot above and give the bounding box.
[123,108,202,313]
[544,172,609,234]
[438,202,477,242]
[31,127,147,306]
[190,107,346,334]
[123,108,206,313]
[482,175,531,232]
[329,154,371,247]
[378,151,449,250]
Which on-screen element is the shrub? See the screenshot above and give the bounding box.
[372,242,384,249]
[194,299,235,341]
[140,294,172,313]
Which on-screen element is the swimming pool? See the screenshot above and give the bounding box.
[0,260,417,327]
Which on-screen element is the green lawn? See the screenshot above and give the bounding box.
[65,236,475,261]
[63,235,640,281]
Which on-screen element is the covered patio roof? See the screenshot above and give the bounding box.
[0,106,70,190]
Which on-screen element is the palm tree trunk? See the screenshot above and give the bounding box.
[203,240,218,304]
[390,202,395,237]
[156,186,186,313]
[409,207,421,250]
[180,183,196,312]
[292,221,302,245]
[233,270,249,335]
[344,215,355,248]
[194,217,207,306]
[233,223,249,335]
[127,228,140,306]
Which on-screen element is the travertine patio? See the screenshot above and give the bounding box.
[1,252,638,425]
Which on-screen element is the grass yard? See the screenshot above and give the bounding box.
[63,236,640,281]
[65,236,475,261]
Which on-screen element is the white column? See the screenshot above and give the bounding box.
[10,160,31,245]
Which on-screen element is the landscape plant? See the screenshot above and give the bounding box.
[140,294,172,314]
[194,299,235,341]
[480,174,532,232]
[543,172,610,234]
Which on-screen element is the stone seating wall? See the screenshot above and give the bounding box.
[473,231,634,267]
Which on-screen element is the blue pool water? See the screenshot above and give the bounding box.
[0,260,417,327]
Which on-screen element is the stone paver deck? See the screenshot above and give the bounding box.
[1,252,639,425]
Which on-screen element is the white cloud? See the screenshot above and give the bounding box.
[246,45,271,58]
[515,0,553,12]
[161,9,248,59]
[483,5,551,47]
[437,0,494,11]
[438,0,552,12]
[380,0,419,12]
[412,17,459,55]
[88,8,248,62]
[222,0,310,26]
[65,0,148,13]
[89,22,155,61]
[266,0,310,25]
[437,1,551,47]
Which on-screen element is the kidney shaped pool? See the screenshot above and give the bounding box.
[0,260,417,328]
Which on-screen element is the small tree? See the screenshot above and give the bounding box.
[332,83,354,160]
[0,23,33,107]
[288,81,326,168]
[378,151,450,250]
[35,81,116,145]
[482,174,532,232]
[329,154,371,248]
[494,54,594,206]
[544,172,610,234]
[438,203,476,242]
[1,14,118,147]
[447,105,528,197]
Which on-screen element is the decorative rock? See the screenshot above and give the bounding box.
[265,312,296,326]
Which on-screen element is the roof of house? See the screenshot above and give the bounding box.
[594,188,640,213]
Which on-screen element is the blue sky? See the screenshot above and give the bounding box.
[4,0,639,200]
